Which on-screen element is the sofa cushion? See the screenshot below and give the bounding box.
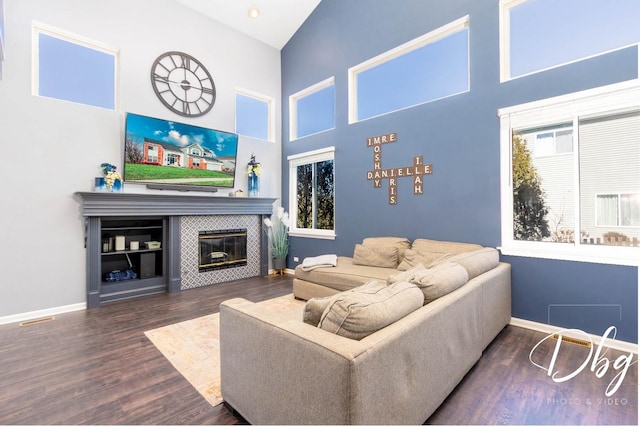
[412,262,469,303]
[362,236,410,264]
[318,281,423,340]
[353,244,398,268]
[295,257,395,292]
[411,238,483,255]
[386,263,427,284]
[392,262,469,304]
[437,247,499,280]
[302,280,385,326]
[397,249,445,271]
[398,239,483,271]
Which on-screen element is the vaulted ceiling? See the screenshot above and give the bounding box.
[175,0,321,50]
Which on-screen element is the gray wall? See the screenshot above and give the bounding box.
[0,0,282,319]
[281,0,639,342]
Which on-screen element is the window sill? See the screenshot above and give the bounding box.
[289,229,336,240]
[498,244,640,267]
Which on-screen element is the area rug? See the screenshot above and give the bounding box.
[144,294,305,407]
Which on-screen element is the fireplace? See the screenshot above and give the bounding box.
[198,228,248,272]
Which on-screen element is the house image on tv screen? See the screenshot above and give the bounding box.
[123,112,239,188]
[142,138,235,172]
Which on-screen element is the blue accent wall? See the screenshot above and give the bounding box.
[281,0,639,343]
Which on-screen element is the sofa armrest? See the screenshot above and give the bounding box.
[220,298,366,425]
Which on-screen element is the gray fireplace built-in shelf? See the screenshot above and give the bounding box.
[75,192,277,308]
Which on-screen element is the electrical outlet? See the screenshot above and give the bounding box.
[293,256,299,262]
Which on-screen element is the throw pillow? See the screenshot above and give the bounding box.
[318,281,424,340]
[397,249,446,271]
[302,280,385,326]
[411,238,483,255]
[443,248,499,280]
[353,244,399,268]
[386,263,427,284]
[410,261,469,304]
[362,236,411,264]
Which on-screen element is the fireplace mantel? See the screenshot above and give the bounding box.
[75,192,277,216]
[75,191,277,307]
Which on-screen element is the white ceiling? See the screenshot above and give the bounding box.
[175,0,321,50]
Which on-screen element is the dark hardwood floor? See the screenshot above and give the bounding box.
[0,276,637,425]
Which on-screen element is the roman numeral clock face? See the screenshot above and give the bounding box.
[151,51,216,117]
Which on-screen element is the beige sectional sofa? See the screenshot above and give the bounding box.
[220,238,511,425]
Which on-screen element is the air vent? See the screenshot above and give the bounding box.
[552,334,592,348]
[20,316,55,326]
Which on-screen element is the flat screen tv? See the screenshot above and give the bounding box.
[123,112,238,192]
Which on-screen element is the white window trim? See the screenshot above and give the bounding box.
[0,0,5,63]
[289,76,335,141]
[499,0,640,82]
[31,21,119,109]
[235,87,276,142]
[348,15,469,124]
[498,80,640,267]
[288,146,336,240]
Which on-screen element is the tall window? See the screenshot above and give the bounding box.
[500,0,640,81]
[349,16,469,123]
[288,147,335,239]
[235,89,274,141]
[289,77,335,140]
[499,81,640,266]
[32,22,118,109]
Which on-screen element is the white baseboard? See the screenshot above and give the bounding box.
[510,317,638,354]
[0,303,86,326]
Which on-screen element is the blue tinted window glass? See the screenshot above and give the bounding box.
[38,33,115,109]
[509,0,640,78]
[357,28,468,121]
[236,93,269,140]
[297,84,335,138]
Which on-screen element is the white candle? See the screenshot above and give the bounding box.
[115,235,125,251]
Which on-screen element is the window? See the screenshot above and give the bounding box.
[289,77,335,140]
[288,147,335,239]
[500,0,640,81]
[235,89,274,141]
[499,81,640,266]
[147,146,158,163]
[349,16,469,123]
[32,22,118,109]
[597,194,640,227]
[532,126,573,157]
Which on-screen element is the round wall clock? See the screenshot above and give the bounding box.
[150,51,216,117]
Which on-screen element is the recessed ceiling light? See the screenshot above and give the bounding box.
[248,7,260,19]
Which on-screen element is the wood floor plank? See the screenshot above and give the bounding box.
[0,275,636,425]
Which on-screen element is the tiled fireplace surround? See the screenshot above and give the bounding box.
[76,192,276,307]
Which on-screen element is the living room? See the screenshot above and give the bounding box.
[0,0,638,424]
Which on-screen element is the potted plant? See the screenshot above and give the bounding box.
[263,207,289,273]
